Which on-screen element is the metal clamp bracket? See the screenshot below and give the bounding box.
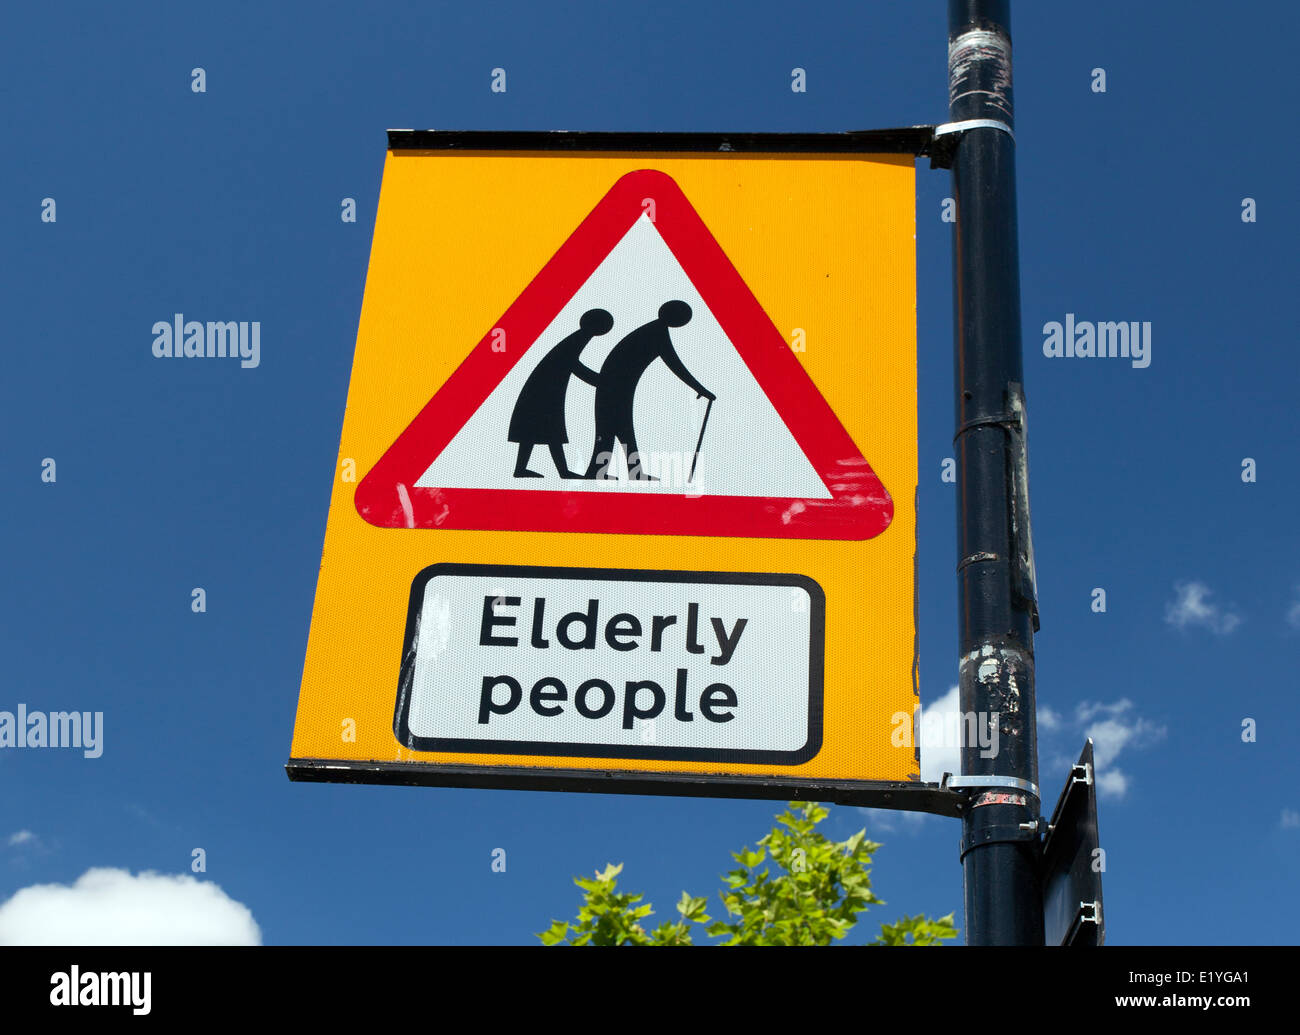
[953,410,1021,444]
[946,774,1045,858]
[960,820,1042,859]
[1045,760,1093,837]
[929,118,1015,169]
[942,773,1040,801]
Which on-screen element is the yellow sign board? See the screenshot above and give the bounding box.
[288,131,923,805]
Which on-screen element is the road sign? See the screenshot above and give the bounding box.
[288,131,925,807]
[1042,740,1106,945]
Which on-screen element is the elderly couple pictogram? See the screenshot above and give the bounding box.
[509,300,716,481]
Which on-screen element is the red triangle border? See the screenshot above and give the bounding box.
[354,168,893,541]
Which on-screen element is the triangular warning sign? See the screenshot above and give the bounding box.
[355,168,893,541]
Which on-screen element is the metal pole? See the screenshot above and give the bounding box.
[947,0,1045,945]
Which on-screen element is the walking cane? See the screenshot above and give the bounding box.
[688,396,713,484]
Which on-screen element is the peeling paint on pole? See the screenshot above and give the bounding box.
[960,643,1036,783]
[948,27,1014,123]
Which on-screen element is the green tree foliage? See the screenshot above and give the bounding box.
[538,801,957,946]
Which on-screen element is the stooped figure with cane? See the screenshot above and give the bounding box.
[583,300,715,481]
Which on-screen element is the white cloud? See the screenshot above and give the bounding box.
[1095,769,1128,798]
[0,868,261,946]
[854,806,929,835]
[1073,699,1166,801]
[6,831,37,848]
[1037,706,1062,732]
[919,685,963,784]
[1282,809,1300,830]
[1074,700,1112,724]
[1286,589,1300,630]
[1165,581,1242,635]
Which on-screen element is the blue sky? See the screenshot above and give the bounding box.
[2,0,1297,945]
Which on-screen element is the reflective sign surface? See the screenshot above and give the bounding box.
[289,139,919,796]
